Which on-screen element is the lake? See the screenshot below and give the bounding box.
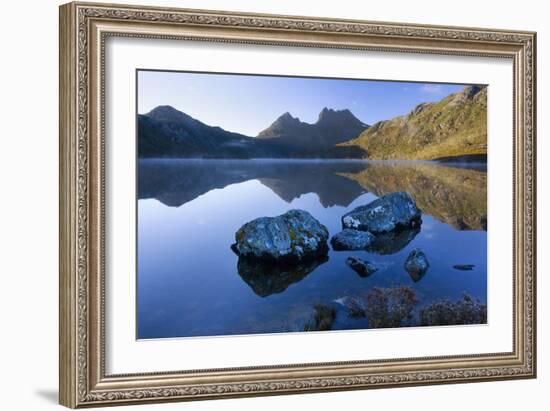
[137,159,487,339]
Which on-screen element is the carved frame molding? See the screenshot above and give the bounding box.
[59,2,536,408]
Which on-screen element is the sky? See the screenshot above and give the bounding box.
[137,70,466,137]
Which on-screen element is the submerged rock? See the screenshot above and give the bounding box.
[404,248,430,282]
[336,286,418,327]
[335,296,366,318]
[341,192,421,233]
[453,264,475,271]
[366,225,420,255]
[345,257,378,277]
[236,255,328,297]
[232,209,329,263]
[420,295,487,326]
[364,286,419,328]
[303,304,337,331]
[330,229,375,251]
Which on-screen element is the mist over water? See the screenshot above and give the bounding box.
[137,159,487,339]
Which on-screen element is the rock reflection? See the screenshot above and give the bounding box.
[236,255,328,297]
[366,226,421,255]
[407,268,427,283]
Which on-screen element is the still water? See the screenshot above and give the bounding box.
[137,159,487,339]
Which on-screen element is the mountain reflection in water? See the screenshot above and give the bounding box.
[138,159,487,231]
[137,159,487,339]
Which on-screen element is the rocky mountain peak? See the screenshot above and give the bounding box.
[257,107,368,148]
[278,112,299,122]
[448,85,487,107]
[462,85,484,98]
[147,105,192,123]
[317,107,361,125]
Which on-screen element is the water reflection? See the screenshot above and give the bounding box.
[236,255,329,297]
[139,159,487,231]
[137,159,488,338]
[367,226,421,255]
[138,159,367,208]
[408,268,428,283]
[339,162,487,230]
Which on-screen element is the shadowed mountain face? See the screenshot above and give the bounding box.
[257,108,369,155]
[339,162,487,230]
[138,106,266,158]
[138,106,368,159]
[138,159,487,231]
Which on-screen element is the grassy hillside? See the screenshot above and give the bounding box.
[340,85,487,160]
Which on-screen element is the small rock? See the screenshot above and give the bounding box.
[341,192,421,233]
[345,256,378,277]
[404,248,429,282]
[231,209,329,263]
[453,264,475,271]
[330,229,375,251]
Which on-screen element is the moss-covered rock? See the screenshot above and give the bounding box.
[341,192,421,233]
[231,209,329,263]
[330,229,375,251]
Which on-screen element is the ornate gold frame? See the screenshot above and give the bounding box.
[59,1,537,408]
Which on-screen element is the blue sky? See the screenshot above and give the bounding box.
[137,70,466,137]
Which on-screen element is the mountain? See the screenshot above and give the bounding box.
[257,108,369,155]
[138,106,368,158]
[340,85,487,160]
[138,86,487,160]
[138,105,267,158]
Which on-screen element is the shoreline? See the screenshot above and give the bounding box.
[138,157,488,165]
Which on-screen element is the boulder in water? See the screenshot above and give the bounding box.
[232,209,329,263]
[330,229,375,251]
[341,192,421,233]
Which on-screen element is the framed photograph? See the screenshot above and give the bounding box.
[59,2,537,408]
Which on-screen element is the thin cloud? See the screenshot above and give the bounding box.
[420,84,444,94]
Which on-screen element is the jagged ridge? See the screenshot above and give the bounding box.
[257,107,369,149]
[138,106,369,158]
